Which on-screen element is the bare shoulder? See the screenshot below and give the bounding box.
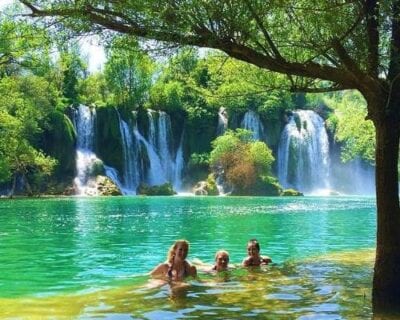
[242,257,252,266]
[150,263,169,276]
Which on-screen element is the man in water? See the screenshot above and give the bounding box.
[242,239,272,267]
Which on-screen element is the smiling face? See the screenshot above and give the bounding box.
[247,243,260,258]
[215,252,229,271]
[174,242,189,260]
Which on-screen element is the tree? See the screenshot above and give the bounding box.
[325,91,376,164]
[0,75,58,196]
[210,129,275,194]
[19,0,400,312]
[105,35,155,108]
[0,12,52,77]
[58,43,88,105]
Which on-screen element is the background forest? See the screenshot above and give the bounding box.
[0,4,375,197]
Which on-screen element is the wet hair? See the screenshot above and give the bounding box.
[215,250,230,262]
[167,239,189,264]
[247,239,260,251]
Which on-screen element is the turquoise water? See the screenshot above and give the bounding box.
[0,196,376,318]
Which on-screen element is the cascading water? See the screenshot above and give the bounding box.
[73,105,99,195]
[144,110,184,190]
[117,114,141,195]
[104,165,124,193]
[157,111,174,181]
[241,110,265,140]
[114,110,185,193]
[133,127,166,186]
[217,107,228,136]
[173,133,185,191]
[330,156,375,195]
[278,110,330,193]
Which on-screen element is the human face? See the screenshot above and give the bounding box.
[247,244,259,258]
[215,253,229,271]
[175,243,188,260]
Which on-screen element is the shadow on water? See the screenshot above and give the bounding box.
[0,249,379,319]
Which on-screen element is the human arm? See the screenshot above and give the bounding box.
[189,265,197,277]
[184,261,197,277]
[150,263,168,278]
[261,256,272,264]
[242,257,252,267]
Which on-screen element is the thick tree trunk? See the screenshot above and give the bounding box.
[372,109,400,313]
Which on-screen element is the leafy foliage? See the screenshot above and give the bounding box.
[325,91,375,164]
[210,129,275,195]
[58,43,88,105]
[105,36,155,109]
[0,15,60,194]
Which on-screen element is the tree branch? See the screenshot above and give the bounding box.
[331,37,363,78]
[19,0,363,91]
[243,0,284,61]
[364,0,380,77]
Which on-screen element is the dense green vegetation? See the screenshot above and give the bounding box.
[210,129,280,195]
[0,3,375,198]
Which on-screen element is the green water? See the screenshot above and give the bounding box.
[0,196,376,318]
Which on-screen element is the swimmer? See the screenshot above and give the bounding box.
[242,239,272,267]
[150,239,197,281]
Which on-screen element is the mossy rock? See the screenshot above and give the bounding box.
[193,174,219,196]
[231,176,283,196]
[281,188,304,196]
[95,107,123,173]
[41,111,76,179]
[96,176,122,196]
[193,181,208,195]
[185,111,218,155]
[137,183,176,196]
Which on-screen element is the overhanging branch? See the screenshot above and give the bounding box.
[19,0,363,91]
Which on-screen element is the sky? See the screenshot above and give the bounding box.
[1,0,106,73]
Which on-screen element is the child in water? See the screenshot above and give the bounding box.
[242,238,272,267]
[212,250,230,272]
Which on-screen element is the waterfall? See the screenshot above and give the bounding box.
[144,110,184,190]
[330,157,375,195]
[114,110,185,193]
[73,105,99,195]
[117,113,141,195]
[217,107,228,135]
[241,110,265,140]
[133,127,166,186]
[104,165,124,193]
[147,110,158,147]
[157,111,174,181]
[278,110,330,193]
[173,133,185,191]
[345,159,375,194]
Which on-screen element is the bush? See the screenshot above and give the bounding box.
[137,183,176,196]
[210,129,279,196]
[206,174,219,195]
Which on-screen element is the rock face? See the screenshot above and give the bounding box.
[96,176,122,196]
[193,181,209,195]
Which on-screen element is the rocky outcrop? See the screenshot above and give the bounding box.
[96,176,122,196]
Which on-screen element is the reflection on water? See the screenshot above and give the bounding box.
[0,196,377,318]
[0,250,374,318]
